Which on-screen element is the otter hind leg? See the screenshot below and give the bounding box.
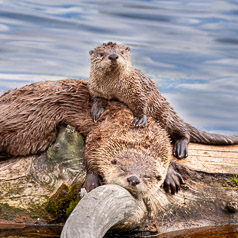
[91,97,108,122]
[83,173,103,193]
[163,163,184,195]
[173,137,189,159]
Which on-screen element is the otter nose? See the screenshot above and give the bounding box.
[108,54,118,60]
[127,176,140,186]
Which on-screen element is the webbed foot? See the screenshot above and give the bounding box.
[83,173,102,192]
[163,163,184,195]
[173,137,189,159]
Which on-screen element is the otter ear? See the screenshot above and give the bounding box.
[89,50,94,56]
[126,47,130,51]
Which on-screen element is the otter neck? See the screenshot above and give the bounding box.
[90,64,134,84]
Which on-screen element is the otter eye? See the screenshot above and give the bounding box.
[99,53,104,57]
[121,51,124,55]
[143,175,151,180]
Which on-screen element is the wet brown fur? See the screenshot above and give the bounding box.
[0,79,94,157]
[0,79,178,203]
[88,42,238,148]
[84,100,171,199]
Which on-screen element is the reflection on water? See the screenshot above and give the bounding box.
[0,0,238,134]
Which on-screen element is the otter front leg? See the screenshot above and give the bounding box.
[127,95,148,127]
[83,173,103,192]
[91,97,108,122]
[163,163,184,195]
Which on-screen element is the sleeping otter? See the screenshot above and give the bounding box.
[0,79,182,194]
[83,101,183,195]
[88,42,238,159]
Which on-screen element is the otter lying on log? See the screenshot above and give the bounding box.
[83,101,183,195]
[0,79,182,194]
[88,42,238,159]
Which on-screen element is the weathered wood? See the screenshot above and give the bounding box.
[175,144,238,174]
[61,185,146,238]
[0,125,85,224]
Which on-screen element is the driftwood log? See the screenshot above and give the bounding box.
[0,128,238,236]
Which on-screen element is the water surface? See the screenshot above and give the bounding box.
[0,1,238,133]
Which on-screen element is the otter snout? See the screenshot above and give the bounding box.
[108,54,119,60]
[127,176,140,186]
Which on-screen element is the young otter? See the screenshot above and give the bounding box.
[0,79,93,158]
[83,101,183,196]
[88,42,238,159]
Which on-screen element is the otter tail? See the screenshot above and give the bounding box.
[188,124,238,145]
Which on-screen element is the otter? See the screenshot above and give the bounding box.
[0,79,93,158]
[88,42,238,159]
[0,79,182,194]
[83,101,183,195]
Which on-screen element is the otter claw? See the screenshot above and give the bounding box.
[173,138,188,159]
[91,105,105,122]
[163,164,184,195]
[83,173,102,192]
[131,116,147,127]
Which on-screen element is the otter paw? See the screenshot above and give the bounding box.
[83,173,102,192]
[90,104,105,122]
[173,137,188,159]
[163,164,184,195]
[131,116,147,127]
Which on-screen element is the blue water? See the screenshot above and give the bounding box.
[0,0,238,135]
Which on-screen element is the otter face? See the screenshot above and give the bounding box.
[89,42,131,72]
[98,149,168,199]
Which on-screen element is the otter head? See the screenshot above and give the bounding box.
[89,42,131,73]
[98,147,168,199]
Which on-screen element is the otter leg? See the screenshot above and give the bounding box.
[173,137,189,159]
[91,97,108,122]
[128,98,148,127]
[163,163,184,195]
[83,173,103,193]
